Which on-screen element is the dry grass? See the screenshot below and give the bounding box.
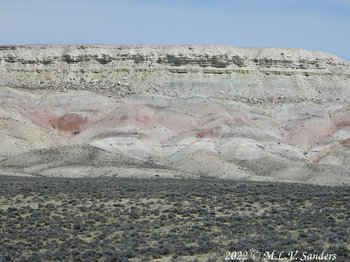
[0,176,349,261]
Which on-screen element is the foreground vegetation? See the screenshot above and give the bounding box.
[0,176,349,261]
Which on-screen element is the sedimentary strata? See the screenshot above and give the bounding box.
[0,45,349,185]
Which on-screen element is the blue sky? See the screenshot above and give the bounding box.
[0,0,349,60]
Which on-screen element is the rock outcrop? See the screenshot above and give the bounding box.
[1,45,349,101]
[0,45,349,185]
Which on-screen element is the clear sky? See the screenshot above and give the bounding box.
[0,0,349,60]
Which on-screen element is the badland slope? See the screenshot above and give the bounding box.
[0,45,349,185]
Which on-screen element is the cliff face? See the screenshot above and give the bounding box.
[1,45,348,70]
[0,45,349,102]
[0,46,350,185]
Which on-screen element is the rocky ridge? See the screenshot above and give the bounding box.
[0,45,349,185]
[1,45,349,101]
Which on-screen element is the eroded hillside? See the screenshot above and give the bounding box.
[0,45,349,185]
